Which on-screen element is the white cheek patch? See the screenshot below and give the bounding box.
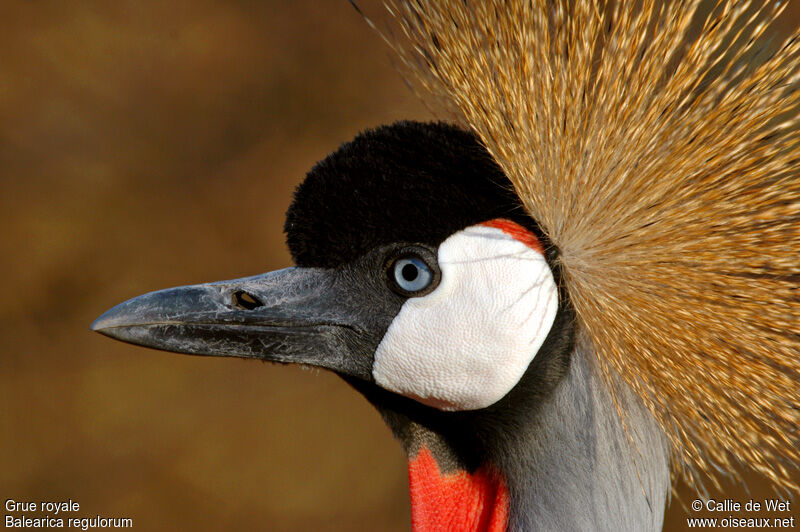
[372,220,559,411]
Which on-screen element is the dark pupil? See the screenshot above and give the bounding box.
[401,263,418,282]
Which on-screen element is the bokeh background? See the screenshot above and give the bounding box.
[1,2,797,531]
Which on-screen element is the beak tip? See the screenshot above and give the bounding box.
[90,306,147,344]
[90,316,104,332]
[91,305,128,334]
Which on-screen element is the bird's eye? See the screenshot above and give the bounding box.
[393,257,431,292]
[387,250,439,296]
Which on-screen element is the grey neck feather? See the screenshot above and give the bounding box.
[502,337,671,531]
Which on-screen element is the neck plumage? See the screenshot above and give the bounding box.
[496,338,671,531]
[402,338,671,531]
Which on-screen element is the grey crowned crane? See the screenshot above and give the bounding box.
[93,2,800,531]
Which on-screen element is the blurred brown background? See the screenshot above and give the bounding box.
[1,2,796,531]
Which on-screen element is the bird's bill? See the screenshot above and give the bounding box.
[91,267,373,380]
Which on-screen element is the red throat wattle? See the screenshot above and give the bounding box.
[407,446,509,532]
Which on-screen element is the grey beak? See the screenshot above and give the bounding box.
[92,267,374,381]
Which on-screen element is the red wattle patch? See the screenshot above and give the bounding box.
[408,447,509,532]
[481,219,544,254]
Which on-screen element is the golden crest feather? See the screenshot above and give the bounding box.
[377,0,800,491]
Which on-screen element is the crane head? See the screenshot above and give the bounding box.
[92,121,577,528]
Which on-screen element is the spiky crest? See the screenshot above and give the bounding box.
[376,0,800,492]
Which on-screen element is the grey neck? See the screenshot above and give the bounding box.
[501,338,671,531]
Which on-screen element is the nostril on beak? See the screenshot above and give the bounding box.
[232,290,264,310]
